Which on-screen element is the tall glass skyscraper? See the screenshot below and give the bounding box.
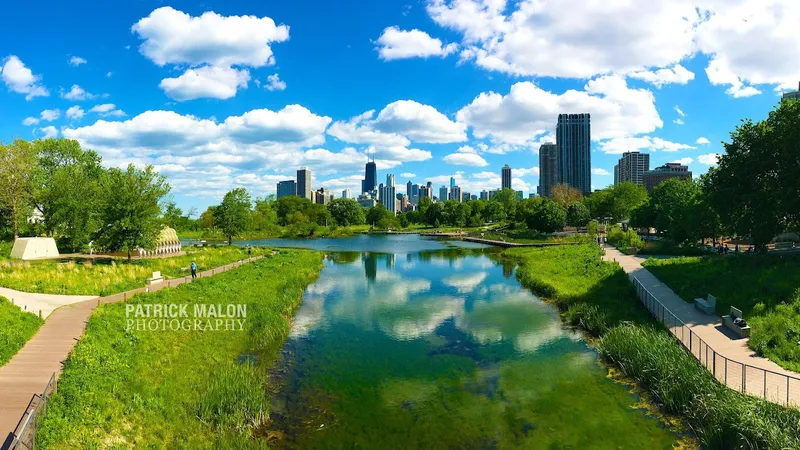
[557,113,591,195]
[296,167,312,200]
[501,164,512,190]
[361,161,377,194]
[538,143,558,198]
[380,174,397,215]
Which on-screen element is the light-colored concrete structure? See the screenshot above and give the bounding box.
[10,237,59,260]
[139,227,182,257]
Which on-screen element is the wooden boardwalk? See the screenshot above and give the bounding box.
[0,257,262,448]
[603,246,800,407]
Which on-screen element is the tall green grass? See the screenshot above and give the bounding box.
[506,244,800,449]
[0,296,43,366]
[644,254,800,371]
[0,246,267,296]
[601,325,800,449]
[36,249,322,449]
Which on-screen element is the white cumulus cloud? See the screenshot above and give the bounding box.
[61,84,96,101]
[69,56,87,66]
[22,117,39,126]
[698,153,720,165]
[66,105,85,120]
[696,137,710,144]
[376,26,458,60]
[160,66,250,101]
[373,100,466,143]
[40,109,60,121]
[89,103,126,117]
[1,55,49,100]
[443,145,489,166]
[39,126,58,138]
[265,73,286,91]
[671,157,693,166]
[592,168,611,176]
[628,65,695,88]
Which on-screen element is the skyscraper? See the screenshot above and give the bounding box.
[501,164,512,190]
[407,180,413,198]
[615,152,650,185]
[361,160,377,194]
[342,188,352,199]
[297,167,312,200]
[452,186,462,203]
[426,181,432,192]
[450,176,456,190]
[276,180,296,198]
[439,185,449,202]
[538,142,559,198]
[557,113,591,195]
[380,174,397,215]
[411,184,419,202]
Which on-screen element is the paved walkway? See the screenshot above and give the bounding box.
[0,287,97,319]
[0,256,262,448]
[603,246,800,407]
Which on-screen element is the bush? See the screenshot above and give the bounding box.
[607,224,642,250]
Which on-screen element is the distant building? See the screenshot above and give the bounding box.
[362,161,377,194]
[642,163,692,192]
[516,190,523,200]
[418,186,429,199]
[488,189,499,199]
[277,180,296,198]
[782,81,800,101]
[538,142,559,198]
[452,186,462,203]
[297,167,312,200]
[342,188,352,199]
[406,180,413,199]
[529,193,538,199]
[315,187,331,205]
[400,195,409,211]
[380,174,397,215]
[357,192,378,208]
[557,113,591,195]
[462,192,470,202]
[450,176,456,190]
[501,164,512,190]
[480,190,489,201]
[471,194,477,201]
[411,184,419,202]
[615,152,650,185]
[439,185,449,202]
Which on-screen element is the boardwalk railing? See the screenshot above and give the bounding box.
[630,275,800,407]
[9,372,56,450]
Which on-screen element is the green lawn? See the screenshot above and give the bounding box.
[0,246,269,296]
[505,244,800,448]
[479,229,590,244]
[643,254,800,372]
[37,249,323,449]
[0,241,13,263]
[0,296,43,367]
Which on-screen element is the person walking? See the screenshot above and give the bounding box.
[248,247,252,258]
[191,261,197,279]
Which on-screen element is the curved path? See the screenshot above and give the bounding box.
[0,257,262,448]
[0,287,97,320]
[603,246,800,407]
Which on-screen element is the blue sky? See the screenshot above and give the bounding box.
[1,0,796,213]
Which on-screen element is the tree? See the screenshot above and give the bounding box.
[492,188,519,218]
[482,200,506,223]
[551,184,583,207]
[634,178,703,245]
[215,188,253,245]
[327,198,365,226]
[566,202,590,227]
[274,195,314,225]
[199,206,217,233]
[162,201,184,229]
[252,197,279,234]
[33,138,105,251]
[366,204,391,226]
[424,202,445,227]
[95,164,170,260]
[705,99,800,250]
[418,196,432,215]
[525,199,566,233]
[584,182,647,223]
[0,139,36,238]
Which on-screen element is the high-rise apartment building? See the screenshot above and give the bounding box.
[557,113,591,195]
[614,152,650,185]
[642,163,692,192]
[462,192,470,202]
[451,186,462,203]
[361,161,377,194]
[276,180,296,198]
[315,187,331,205]
[297,167,312,200]
[406,181,413,199]
[411,184,419,201]
[380,174,397,215]
[418,186,428,199]
[439,186,449,202]
[538,142,559,198]
[501,164,512,190]
[342,188,352,199]
[480,190,489,201]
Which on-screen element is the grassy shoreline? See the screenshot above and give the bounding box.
[0,296,43,367]
[504,244,800,449]
[37,249,323,449]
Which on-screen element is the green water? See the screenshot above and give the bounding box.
[265,243,681,448]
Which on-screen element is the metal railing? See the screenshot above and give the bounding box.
[630,275,800,407]
[9,372,57,450]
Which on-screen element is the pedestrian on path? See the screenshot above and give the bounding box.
[248,247,252,258]
[191,261,197,279]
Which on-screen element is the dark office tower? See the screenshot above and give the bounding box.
[276,180,296,198]
[538,143,558,198]
[411,183,419,200]
[557,113,591,195]
[501,164,512,190]
[297,167,312,200]
[362,161,377,194]
[407,180,413,198]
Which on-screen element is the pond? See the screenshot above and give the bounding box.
[262,236,682,448]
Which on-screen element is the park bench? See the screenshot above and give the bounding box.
[146,271,165,285]
[775,241,794,250]
[722,306,751,338]
[694,294,716,315]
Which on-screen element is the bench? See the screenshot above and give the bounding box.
[694,294,716,315]
[146,271,165,285]
[722,306,751,338]
[775,241,794,250]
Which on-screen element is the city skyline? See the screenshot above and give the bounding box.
[3,1,793,212]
